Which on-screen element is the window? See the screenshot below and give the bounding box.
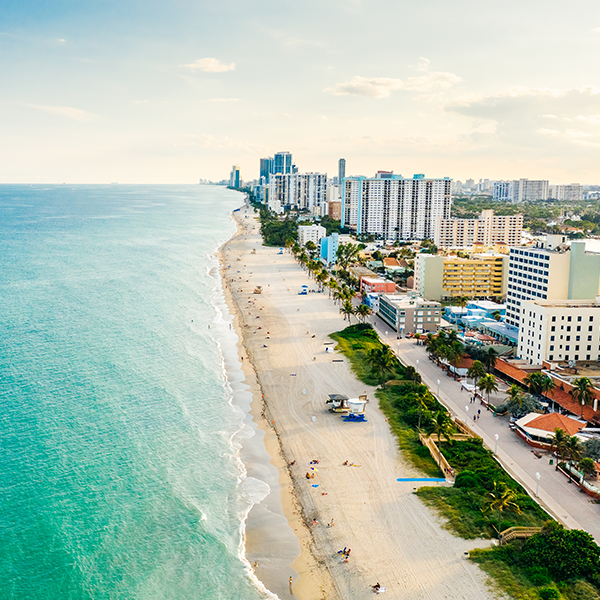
[576,335,581,341]
[576,345,580,351]
[567,326,571,332]
[590,316,594,322]
[577,326,581,332]
[552,316,556,322]
[566,345,570,351]
[551,326,555,332]
[550,336,555,341]
[588,345,592,351]
[590,326,594,332]
[568,316,572,322]
[589,336,593,341]
[549,355,554,360]
[550,345,554,351]
[578,316,582,322]
[566,336,570,341]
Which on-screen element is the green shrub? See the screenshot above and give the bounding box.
[538,588,560,600]
[522,522,600,582]
[454,470,481,489]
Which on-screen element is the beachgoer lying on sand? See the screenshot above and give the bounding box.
[343,460,348,466]
[328,519,334,527]
[372,583,380,592]
[309,460,319,464]
[312,519,318,525]
[305,473,311,479]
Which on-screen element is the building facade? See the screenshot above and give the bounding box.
[259,157,274,183]
[415,253,508,301]
[320,233,339,266]
[505,241,600,329]
[377,294,441,334]
[434,210,523,249]
[549,184,583,201]
[273,151,293,175]
[342,174,452,241]
[518,299,600,364]
[338,158,346,185]
[360,277,396,294]
[298,224,326,247]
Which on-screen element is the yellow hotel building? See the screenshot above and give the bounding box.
[414,253,509,301]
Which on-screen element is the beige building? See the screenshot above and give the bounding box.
[298,224,326,247]
[378,294,441,334]
[434,210,523,249]
[518,299,600,365]
[328,200,342,221]
[415,253,508,301]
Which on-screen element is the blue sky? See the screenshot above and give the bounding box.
[2,0,600,183]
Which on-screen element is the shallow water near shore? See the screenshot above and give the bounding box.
[0,184,277,599]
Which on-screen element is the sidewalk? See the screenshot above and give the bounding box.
[373,318,600,543]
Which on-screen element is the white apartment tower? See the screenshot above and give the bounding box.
[298,224,326,247]
[549,184,583,201]
[342,174,452,240]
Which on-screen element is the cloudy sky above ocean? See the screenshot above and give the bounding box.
[2,0,600,183]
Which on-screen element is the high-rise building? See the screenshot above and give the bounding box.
[290,173,328,214]
[342,173,452,240]
[260,157,273,182]
[549,184,583,201]
[229,165,241,188]
[511,179,549,202]
[434,210,523,249]
[493,181,513,202]
[505,240,600,329]
[273,151,293,175]
[338,158,346,185]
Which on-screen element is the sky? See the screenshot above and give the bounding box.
[2,0,600,184]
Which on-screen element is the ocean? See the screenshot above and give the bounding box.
[0,185,271,600]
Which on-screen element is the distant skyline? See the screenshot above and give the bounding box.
[2,0,600,184]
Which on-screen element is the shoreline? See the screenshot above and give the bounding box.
[217,204,335,600]
[218,199,496,600]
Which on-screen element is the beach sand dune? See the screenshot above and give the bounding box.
[221,206,496,600]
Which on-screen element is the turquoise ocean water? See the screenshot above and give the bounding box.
[0,185,270,600]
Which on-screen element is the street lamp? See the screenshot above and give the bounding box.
[416,359,419,373]
[465,405,469,424]
[494,433,499,456]
[437,379,440,398]
[535,472,541,498]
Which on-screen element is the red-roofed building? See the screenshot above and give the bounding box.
[515,412,585,449]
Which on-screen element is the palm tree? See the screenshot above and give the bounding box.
[455,295,469,323]
[335,243,361,270]
[425,410,454,466]
[539,375,556,401]
[445,341,464,379]
[566,435,583,469]
[550,427,569,465]
[487,481,521,536]
[316,271,329,291]
[404,365,421,383]
[482,347,498,373]
[341,300,355,323]
[367,346,396,385]
[467,360,486,390]
[580,457,596,479]
[355,303,372,323]
[478,373,499,406]
[570,377,595,419]
[505,384,524,407]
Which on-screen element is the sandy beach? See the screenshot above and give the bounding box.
[220,202,498,600]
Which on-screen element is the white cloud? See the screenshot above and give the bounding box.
[326,71,461,98]
[183,58,235,72]
[58,38,66,43]
[27,104,98,122]
[209,98,240,102]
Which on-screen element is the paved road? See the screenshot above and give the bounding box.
[372,316,600,543]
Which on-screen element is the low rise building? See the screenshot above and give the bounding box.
[298,224,326,247]
[360,277,396,294]
[414,253,508,301]
[518,299,600,364]
[377,294,441,334]
[328,200,342,221]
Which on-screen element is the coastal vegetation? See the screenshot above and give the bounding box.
[330,324,600,599]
